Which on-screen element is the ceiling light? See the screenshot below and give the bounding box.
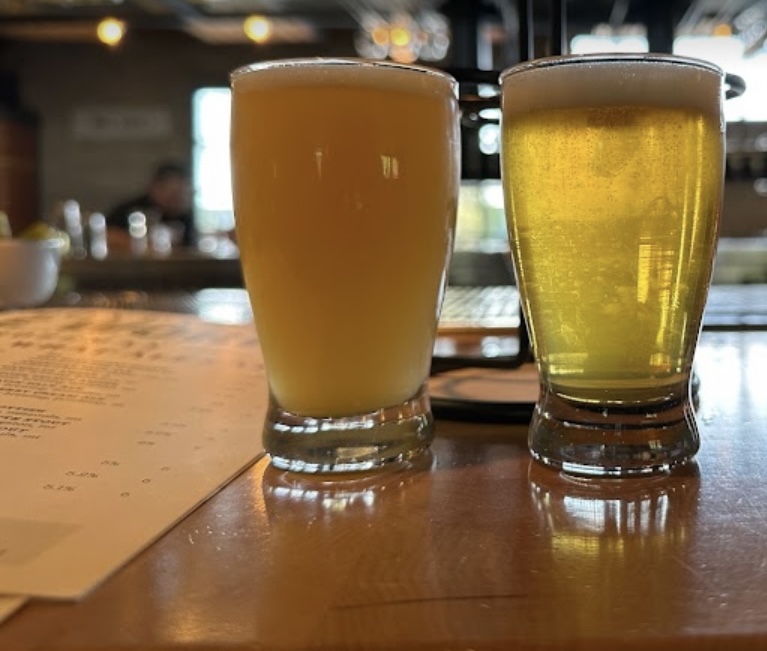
[371,26,389,47]
[713,23,733,37]
[96,17,125,47]
[354,10,450,63]
[390,26,411,47]
[243,15,272,44]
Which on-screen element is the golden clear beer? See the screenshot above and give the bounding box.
[231,59,460,473]
[500,54,725,476]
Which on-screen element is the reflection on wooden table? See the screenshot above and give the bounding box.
[0,322,766,649]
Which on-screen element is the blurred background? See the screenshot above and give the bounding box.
[0,0,765,282]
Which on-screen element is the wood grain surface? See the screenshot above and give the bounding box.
[2,329,767,650]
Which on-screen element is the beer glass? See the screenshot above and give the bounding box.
[231,59,460,473]
[500,54,726,477]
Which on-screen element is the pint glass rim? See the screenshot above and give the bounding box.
[230,57,459,97]
[499,52,724,84]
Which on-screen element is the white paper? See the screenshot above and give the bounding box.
[0,308,266,599]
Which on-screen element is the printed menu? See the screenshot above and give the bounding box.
[0,308,266,607]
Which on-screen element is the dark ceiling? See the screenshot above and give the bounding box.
[0,0,764,50]
[0,1,757,22]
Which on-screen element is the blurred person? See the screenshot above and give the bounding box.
[106,161,196,253]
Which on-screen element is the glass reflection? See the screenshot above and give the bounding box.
[530,460,698,536]
[262,450,433,517]
[256,454,435,647]
[528,461,700,636]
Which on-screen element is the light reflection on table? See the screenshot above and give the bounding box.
[2,294,767,650]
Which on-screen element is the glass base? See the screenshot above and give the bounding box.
[529,385,700,478]
[263,385,435,474]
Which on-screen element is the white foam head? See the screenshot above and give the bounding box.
[231,58,458,100]
[501,54,723,118]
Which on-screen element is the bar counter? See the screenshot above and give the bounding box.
[1,290,767,650]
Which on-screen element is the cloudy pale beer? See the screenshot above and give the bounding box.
[231,60,460,472]
[501,55,725,476]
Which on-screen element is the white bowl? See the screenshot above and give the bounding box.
[0,238,64,309]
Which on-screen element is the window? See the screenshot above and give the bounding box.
[191,86,508,254]
[674,36,767,122]
[191,36,766,245]
[570,33,767,122]
[192,88,234,239]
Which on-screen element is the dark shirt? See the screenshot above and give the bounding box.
[105,194,196,248]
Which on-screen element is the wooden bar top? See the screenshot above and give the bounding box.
[2,329,767,650]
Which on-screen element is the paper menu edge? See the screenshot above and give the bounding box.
[0,596,27,624]
[0,451,264,623]
[0,307,267,600]
[65,449,267,602]
[1,450,266,601]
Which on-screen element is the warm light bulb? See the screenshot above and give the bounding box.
[97,17,125,47]
[390,26,411,47]
[371,26,389,46]
[389,46,417,63]
[244,15,272,44]
[713,22,733,36]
